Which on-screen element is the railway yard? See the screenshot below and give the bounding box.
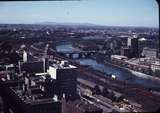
[28,42,160,112]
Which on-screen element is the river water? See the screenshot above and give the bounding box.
[56,43,160,89]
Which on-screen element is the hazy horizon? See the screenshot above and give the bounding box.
[0,0,159,28]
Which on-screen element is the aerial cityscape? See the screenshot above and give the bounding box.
[0,0,159,113]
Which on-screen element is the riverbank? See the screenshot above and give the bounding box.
[103,60,160,82]
[55,43,160,89]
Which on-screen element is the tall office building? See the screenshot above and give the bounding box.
[48,60,77,99]
[127,37,132,47]
[120,47,131,58]
[127,36,139,58]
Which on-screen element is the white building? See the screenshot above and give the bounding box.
[111,55,128,61]
[142,47,157,58]
[23,51,28,62]
[151,60,160,72]
[47,60,77,79]
[47,60,77,96]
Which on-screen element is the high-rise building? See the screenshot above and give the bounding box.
[127,37,132,47]
[131,37,139,57]
[48,60,77,99]
[120,47,131,58]
[127,37,139,57]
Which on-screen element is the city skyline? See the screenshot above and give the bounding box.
[0,0,159,28]
[0,1,160,112]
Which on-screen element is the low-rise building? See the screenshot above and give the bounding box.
[142,47,157,58]
[111,55,128,61]
[0,74,61,113]
[151,60,160,73]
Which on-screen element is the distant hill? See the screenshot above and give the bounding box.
[36,22,98,26]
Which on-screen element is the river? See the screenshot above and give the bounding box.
[56,43,160,89]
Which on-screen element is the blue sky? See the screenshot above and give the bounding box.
[0,0,158,28]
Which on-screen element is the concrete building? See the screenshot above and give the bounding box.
[111,55,128,61]
[142,47,157,58]
[120,47,131,58]
[127,37,132,47]
[127,37,139,58]
[48,60,77,99]
[19,61,44,73]
[23,51,28,62]
[22,51,35,63]
[0,74,61,113]
[151,60,160,73]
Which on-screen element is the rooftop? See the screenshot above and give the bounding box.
[50,60,77,69]
[111,55,128,60]
[11,85,59,106]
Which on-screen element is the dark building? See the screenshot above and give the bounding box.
[0,57,103,113]
[19,60,44,73]
[0,96,3,113]
[48,60,77,99]
[158,44,160,58]
[0,73,62,113]
[131,37,139,57]
[127,37,139,58]
[120,47,131,58]
[44,75,57,98]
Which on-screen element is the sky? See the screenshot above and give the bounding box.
[0,0,159,28]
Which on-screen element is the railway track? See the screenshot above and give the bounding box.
[131,88,160,102]
[32,48,160,111]
[54,54,160,103]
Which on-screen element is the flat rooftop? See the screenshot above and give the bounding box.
[50,60,77,69]
[11,85,58,106]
